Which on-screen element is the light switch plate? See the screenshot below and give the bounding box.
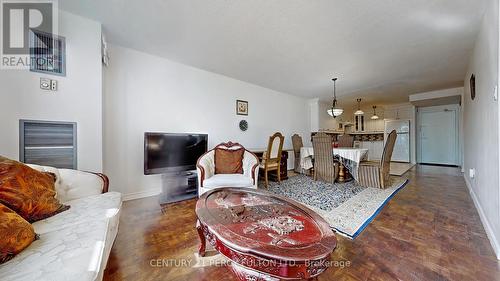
[40,78,51,90]
[494,85,498,101]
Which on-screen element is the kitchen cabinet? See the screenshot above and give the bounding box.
[354,115,365,132]
[353,114,386,132]
[365,119,385,132]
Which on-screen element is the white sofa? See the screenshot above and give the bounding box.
[196,142,259,196]
[0,164,122,281]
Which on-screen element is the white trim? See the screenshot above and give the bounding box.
[123,187,161,201]
[464,175,500,259]
[497,0,500,260]
[409,87,463,102]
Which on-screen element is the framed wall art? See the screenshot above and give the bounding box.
[236,100,248,115]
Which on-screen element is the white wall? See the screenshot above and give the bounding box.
[308,99,320,133]
[0,11,103,171]
[463,0,500,259]
[103,45,310,198]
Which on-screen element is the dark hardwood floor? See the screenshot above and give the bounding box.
[103,165,500,281]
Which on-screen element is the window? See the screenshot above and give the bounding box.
[29,29,66,76]
[19,120,77,169]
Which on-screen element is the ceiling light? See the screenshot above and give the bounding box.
[371,106,379,120]
[354,98,364,115]
[327,108,344,117]
[327,78,343,118]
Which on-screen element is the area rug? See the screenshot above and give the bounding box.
[263,175,408,239]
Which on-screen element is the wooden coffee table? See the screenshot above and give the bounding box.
[195,188,337,280]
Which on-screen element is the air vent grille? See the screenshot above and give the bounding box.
[20,120,77,169]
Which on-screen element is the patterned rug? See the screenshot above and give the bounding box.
[262,175,408,239]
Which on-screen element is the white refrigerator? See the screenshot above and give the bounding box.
[385,120,410,163]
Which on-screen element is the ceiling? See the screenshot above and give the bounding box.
[60,0,488,104]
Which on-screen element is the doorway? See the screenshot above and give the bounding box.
[417,105,459,166]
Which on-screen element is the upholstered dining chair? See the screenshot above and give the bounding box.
[260,132,285,188]
[358,130,397,189]
[291,134,303,173]
[196,142,259,196]
[312,133,339,184]
[337,134,354,148]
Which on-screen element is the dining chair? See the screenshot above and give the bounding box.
[358,130,397,188]
[260,132,285,188]
[291,134,303,173]
[312,133,339,184]
[337,134,354,148]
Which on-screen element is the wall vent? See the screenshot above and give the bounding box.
[19,120,77,169]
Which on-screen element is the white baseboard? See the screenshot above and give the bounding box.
[464,175,500,260]
[123,187,161,201]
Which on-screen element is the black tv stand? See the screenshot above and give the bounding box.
[159,170,198,204]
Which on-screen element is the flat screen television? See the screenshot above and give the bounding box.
[144,133,208,175]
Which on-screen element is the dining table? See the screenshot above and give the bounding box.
[300,146,369,182]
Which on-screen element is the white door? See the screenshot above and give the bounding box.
[418,105,459,165]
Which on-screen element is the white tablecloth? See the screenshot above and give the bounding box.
[300,147,369,180]
[300,147,315,171]
[333,148,369,180]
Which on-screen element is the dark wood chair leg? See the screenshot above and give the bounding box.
[277,166,281,183]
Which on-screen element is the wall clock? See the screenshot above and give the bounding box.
[239,120,248,131]
[470,74,476,100]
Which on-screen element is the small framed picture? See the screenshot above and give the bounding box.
[236,100,248,115]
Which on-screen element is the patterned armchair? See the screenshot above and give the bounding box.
[358,130,397,188]
[196,142,259,196]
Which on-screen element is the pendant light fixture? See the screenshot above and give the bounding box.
[327,78,343,118]
[371,106,379,120]
[354,98,364,115]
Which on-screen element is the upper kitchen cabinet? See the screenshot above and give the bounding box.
[365,118,385,132]
[353,112,386,132]
[354,115,365,132]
